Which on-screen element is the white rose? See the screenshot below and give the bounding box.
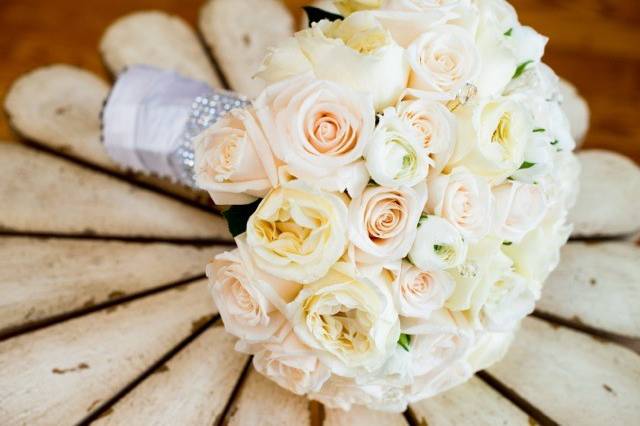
[290,262,400,375]
[257,12,410,111]
[245,180,348,284]
[348,182,427,263]
[481,271,535,331]
[390,261,455,320]
[309,375,373,410]
[365,108,431,187]
[492,181,548,243]
[334,0,383,15]
[253,329,331,395]
[207,249,291,342]
[450,96,532,183]
[409,360,472,402]
[466,330,514,372]
[396,98,456,173]
[255,74,374,197]
[427,167,493,242]
[406,24,480,101]
[408,215,468,270]
[194,107,278,205]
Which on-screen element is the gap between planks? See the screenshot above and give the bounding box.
[0,274,206,342]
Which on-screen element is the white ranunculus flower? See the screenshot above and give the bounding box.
[348,182,427,263]
[396,98,456,173]
[481,271,536,331]
[257,13,410,111]
[245,180,348,284]
[252,329,331,395]
[406,24,480,100]
[206,249,296,342]
[427,167,493,242]
[365,108,431,187]
[409,215,468,270]
[389,261,455,320]
[492,181,548,243]
[450,96,532,183]
[194,107,278,205]
[290,262,400,375]
[255,74,374,198]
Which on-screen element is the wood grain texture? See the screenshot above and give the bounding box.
[409,376,531,426]
[324,405,408,426]
[224,368,312,426]
[100,11,221,87]
[487,317,640,425]
[199,0,294,96]
[0,143,230,240]
[93,325,248,426]
[0,237,225,335]
[538,242,640,339]
[0,280,216,425]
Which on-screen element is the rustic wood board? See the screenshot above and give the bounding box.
[0,280,216,425]
[0,237,225,336]
[325,405,408,426]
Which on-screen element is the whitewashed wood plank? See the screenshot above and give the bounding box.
[325,405,408,426]
[570,150,640,238]
[409,376,530,426]
[0,237,226,335]
[199,0,293,97]
[224,368,311,426]
[538,241,640,338]
[4,65,210,205]
[0,280,216,425]
[487,317,640,425]
[100,11,221,87]
[93,325,247,425]
[0,143,230,240]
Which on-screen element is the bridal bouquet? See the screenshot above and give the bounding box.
[194,0,579,412]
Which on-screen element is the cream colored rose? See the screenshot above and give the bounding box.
[481,271,535,331]
[391,262,455,320]
[466,330,514,372]
[255,74,374,197]
[334,0,383,15]
[406,24,480,101]
[365,108,431,187]
[309,376,374,411]
[409,215,468,270]
[450,96,532,184]
[256,13,409,111]
[348,182,427,263]
[245,180,348,284]
[492,181,548,243]
[290,262,400,375]
[427,167,493,242]
[253,329,331,395]
[409,360,472,402]
[397,98,456,173]
[194,107,278,205]
[207,250,288,342]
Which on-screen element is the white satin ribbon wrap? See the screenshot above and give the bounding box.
[102,65,248,186]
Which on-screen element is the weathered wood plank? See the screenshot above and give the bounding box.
[0,237,225,335]
[409,376,531,426]
[570,150,640,238]
[487,317,640,425]
[325,405,408,426]
[100,11,221,87]
[4,65,210,205]
[0,143,230,240]
[0,280,216,425]
[224,368,311,426]
[199,0,293,97]
[538,242,640,338]
[93,325,247,425]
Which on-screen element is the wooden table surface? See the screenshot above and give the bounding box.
[1,0,639,163]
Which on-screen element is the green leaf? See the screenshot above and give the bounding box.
[398,334,411,351]
[519,161,536,170]
[532,128,545,133]
[512,60,534,79]
[221,199,262,237]
[303,6,343,26]
[504,28,513,36]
